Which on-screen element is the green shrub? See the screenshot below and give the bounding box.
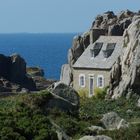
[78,89,88,98]
[0,91,56,140]
[94,87,108,99]
[79,96,140,123]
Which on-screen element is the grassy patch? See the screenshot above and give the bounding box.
[0,91,56,140]
[0,90,139,139]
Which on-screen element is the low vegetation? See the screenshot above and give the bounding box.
[0,90,139,140]
[0,91,57,140]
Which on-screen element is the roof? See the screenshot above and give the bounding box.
[73,36,123,69]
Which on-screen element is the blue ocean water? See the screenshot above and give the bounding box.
[0,33,76,80]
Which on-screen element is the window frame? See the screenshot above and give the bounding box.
[79,74,86,87]
[97,75,104,88]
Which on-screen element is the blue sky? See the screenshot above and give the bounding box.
[0,0,140,33]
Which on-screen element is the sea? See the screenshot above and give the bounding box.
[0,33,77,80]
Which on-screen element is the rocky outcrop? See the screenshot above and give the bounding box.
[61,10,140,86]
[137,98,140,107]
[60,64,72,86]
[92,10,135,36]
[79,135,112,140]
[107,17,140,99]
[86,126,105,135]
[26,67,44,77]
[52,83,79,107]
[50,120,72,140]
[101,112,129,130]
[47,83,79,114]
[0,53,36,92]
[26,66,55,91]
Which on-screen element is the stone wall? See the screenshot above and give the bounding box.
[73,68,110,96]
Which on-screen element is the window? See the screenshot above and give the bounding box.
[79,74,85,87]
[92,42,103,57]
[103,43,116,58]
[97,75,104,88]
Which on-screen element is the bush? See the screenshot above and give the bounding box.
[94,87,108,99]
[79,96,140,123]
[99,123,140,140]
[0,91,56,140]
[78,89,88,98]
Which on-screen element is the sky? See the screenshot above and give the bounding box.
[0,0,140,33]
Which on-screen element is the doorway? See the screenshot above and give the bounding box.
[89,75,94,97]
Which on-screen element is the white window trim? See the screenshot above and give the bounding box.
[79,74,85,88]
[97,75,104,88]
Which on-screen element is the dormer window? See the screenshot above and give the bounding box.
[90,42,103,58]
[103,43,116,58]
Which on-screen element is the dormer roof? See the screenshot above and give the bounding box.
[73,36,123,70]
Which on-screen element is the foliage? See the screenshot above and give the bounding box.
[94,87,108,99]
[0,90,139,139]
[79,96,140,123]
[99,123,140,140]
[0,91,56,140]
[78,88,88,98]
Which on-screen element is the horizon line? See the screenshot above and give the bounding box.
[0,32,82,34]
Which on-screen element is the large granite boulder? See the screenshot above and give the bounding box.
[0,53,36,92]
[47,83,79,114]
[137,98,140,108]
[86,126,104,135]
[68,33,90,67]
[52,83,79,106]
[0,54,11,79]
[32,76,56,90]
[79,135,112,140]
[10,54,26,82]
[50,120,71,140]
[107,18,140,98]
[117,10,135,20]
[60,64,72,86]
[101,112,129,130]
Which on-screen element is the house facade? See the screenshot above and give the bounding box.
[73,36,123,97]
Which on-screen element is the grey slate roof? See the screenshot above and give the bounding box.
[73,36,123,69]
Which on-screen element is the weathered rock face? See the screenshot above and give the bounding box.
[61,10,140,86]
[60,64,72,86]
[10,54,26,82]
[101,112,129,130]
[79,135,112,140]
[47,83,79,114]
[92,10,136,36]
[52,83,79,106]
[0,53,36,92]
[26,66,56,91]
[68,32,90,67]
[26,67,44,77]
[0,54,11,79]
[87,126,104,135]
[137,98,140,108]
[108,18,140,99]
